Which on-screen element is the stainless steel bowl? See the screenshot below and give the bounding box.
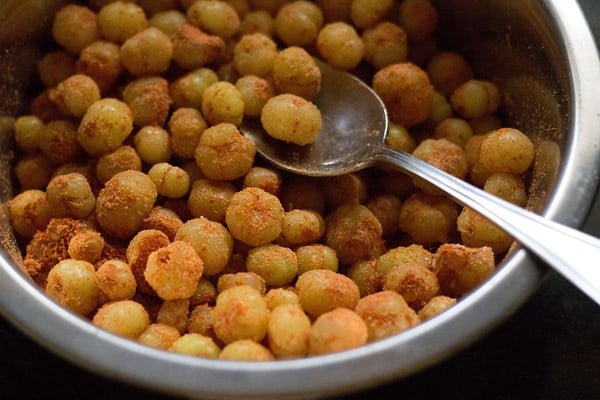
[0,1,599,399]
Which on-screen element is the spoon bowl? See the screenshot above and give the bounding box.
[241,59,600,307]
[242,60,388,176]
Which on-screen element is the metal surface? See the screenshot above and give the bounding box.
[241,59,389,176]
[379,146,600,305]
[244,58,600,305]
[0,0,599,399]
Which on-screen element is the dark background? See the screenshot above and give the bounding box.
[1,1,600,399]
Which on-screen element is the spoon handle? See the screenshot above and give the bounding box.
[379,146,600,306]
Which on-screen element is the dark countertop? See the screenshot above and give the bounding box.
[2,1,600,399]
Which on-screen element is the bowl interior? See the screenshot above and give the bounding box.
[0,1,599,399]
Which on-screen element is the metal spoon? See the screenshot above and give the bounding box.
[241,59,600,306]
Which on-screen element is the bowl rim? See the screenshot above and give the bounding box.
[1,0,600,399]
[0,249,543,399]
